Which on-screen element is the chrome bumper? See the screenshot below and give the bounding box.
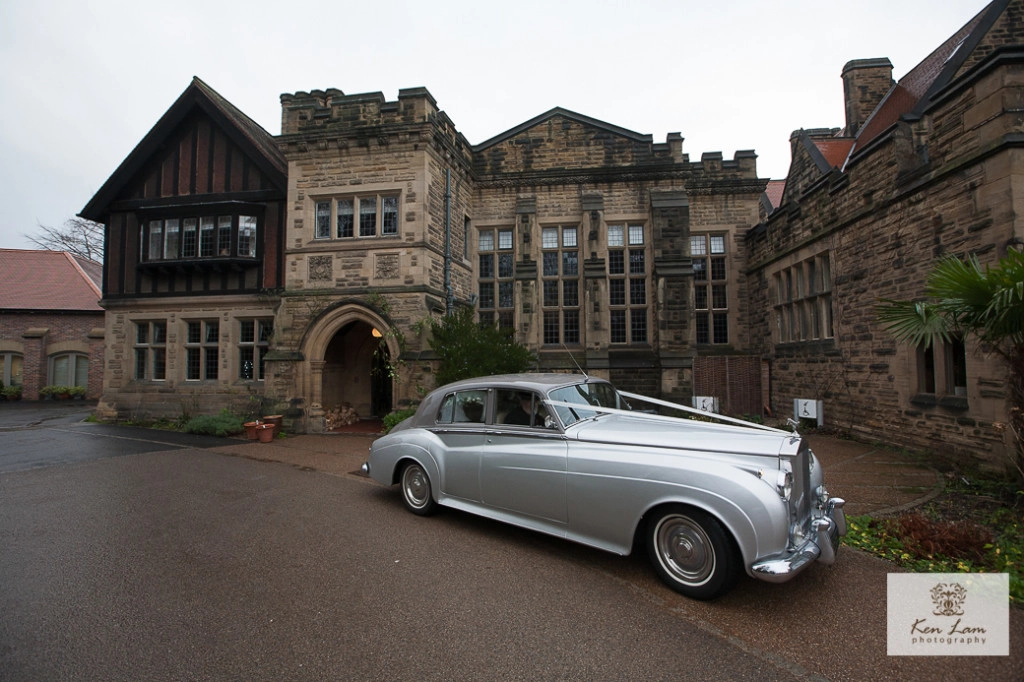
[750,497,846,583]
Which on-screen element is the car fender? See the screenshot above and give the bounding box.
[370,436,440,493]
[565,451,791,571]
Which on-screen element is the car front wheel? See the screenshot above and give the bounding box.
[399,461,439,516]
[646,506,739,600]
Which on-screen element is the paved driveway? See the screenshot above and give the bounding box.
[0,413,1021,680]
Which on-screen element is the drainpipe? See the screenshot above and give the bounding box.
[444,168,454,315]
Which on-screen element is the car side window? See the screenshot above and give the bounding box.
[455,390,487,423]
[498,389,553,428]
[436,390,488,424]
[436,393,456,423]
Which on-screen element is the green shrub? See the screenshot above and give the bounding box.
[427,306,536,386]
[182,409,244,437]
[382,407,417,434]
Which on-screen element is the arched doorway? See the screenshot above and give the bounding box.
[321,320,393,419]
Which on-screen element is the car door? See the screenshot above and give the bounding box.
[429,389,488,502]
[480,390,568,524]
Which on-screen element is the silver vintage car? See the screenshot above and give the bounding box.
[363,373,846,600]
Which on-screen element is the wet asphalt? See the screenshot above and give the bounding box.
[0,403,1021,681]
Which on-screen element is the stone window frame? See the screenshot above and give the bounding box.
[313,192,400,240]
[913,335,969,406]
[1,351,24,387]
[134,320,167,381]
[49,352,89,388]
[691,233,730,345]
[540,224,581,346]
[607,222,648,345]
[184,319,220,382]
[238,319,273,381]
[141,213,258,261]
[772,252,834,345]
[477,226,515,331]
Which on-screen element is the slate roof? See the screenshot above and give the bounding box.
[0,249,102,312]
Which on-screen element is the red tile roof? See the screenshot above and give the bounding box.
[852,6,988,156]
[812,138,855,170]
[0,249,103,311]
[764,180,786,209]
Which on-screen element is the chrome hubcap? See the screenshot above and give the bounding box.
[403,466,428,507]
[656,515,714,586]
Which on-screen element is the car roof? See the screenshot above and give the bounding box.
[432,373,600,394]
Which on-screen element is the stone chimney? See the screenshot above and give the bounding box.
[841,58,893,136]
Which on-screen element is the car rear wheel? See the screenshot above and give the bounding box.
[646,506,739,600]
[399,461,438,516]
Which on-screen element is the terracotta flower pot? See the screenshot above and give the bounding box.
[256,423,276,443]
[263,415,283,431]
[244,421,261,440]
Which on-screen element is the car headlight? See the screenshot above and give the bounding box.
[776,470,793,501]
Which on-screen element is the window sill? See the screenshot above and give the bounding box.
[910,393,969,411]
[137,257,260,273]
[311,234,401,242]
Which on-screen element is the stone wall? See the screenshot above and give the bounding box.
[747,53,1024,469]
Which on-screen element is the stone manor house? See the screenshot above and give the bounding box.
[81,0,1024,470]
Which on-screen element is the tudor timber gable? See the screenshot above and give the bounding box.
[80,77,287,421]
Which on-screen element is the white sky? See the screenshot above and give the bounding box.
[0,0,986,251]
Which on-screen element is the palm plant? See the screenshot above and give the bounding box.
[877,248,1024,482]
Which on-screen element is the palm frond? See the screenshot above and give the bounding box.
[876,299,953,348]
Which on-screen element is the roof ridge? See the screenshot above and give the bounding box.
[62,251,102,298]
[473,106,653,151]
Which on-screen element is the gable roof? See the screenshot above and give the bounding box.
[473,107,653,151]
[80,76,286,221]
[0,249,102,312]
[850,1,1002,159]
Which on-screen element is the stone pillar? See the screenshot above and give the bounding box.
[650,190,692,401]
[307,359,326,433]
[20,327,48,401]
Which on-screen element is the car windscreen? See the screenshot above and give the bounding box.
[547,382,622,426]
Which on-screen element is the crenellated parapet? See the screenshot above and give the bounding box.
[278,86,473,166]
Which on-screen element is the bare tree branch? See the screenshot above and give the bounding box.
[24,218,104,262]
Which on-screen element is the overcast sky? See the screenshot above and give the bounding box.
[0,0,986,252]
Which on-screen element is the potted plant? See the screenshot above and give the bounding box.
[3,385,21,401]
[256,422,276,443]
[54,386,71,400]
[68,386,86,400]
[39,386,56,401]
[244,419,262,440]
